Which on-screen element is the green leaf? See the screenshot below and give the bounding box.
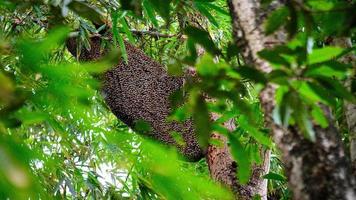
[264,6,289,35]
[311,105,329,128]
[196,54,220,77]
[258,49,291,67]
[306,1,335,11]
[301,112,316,142]
[149,0,171,22]
[67,1,104,25]
[111,11,128,63]
[209,138,224,148]
[120,0,142,16]
[315,77,354,102]
[226,42,240,61]
[195,3,219,27]
[184,26,221,56]
[291,97,316,142]
[263,172,286,182]
[170,131,185,146]
[167,59,183,77]
[308,47,344,65]
[228,133,251,184]
[268,69,290,85]
[205,2,230,17]
[300,82,336,106]
[143,0,158,27]
[238,116,272,147]
[237,66,267,84]
[192,94,211,149]
[120,17,135,43]
[15,111,48,125]
[204,2,229,16]
[276,91,292,127]
[305,61,351,79]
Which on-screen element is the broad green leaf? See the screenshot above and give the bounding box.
[204,2,229,16]
[237,66,267,84]
[120,0,142,16]
[291,97,316,142]
[276,91,292,127]
[228,133,251,184]
[167,59,183,76]
[301,112,316,142]
[305,61,351,79]
[258,49,291,68]
[192,94,211,149]
[268,69,291,85]
[169,104,191,122]
[238,116,272,147]
[83,49,122,73]
[212,124,230,136]
[264,6,289,35]
[149,0,171,22]
[315,77,354,102]
[15,111,48,125]
[226,42,240,61]
[67,1,104,25]
[143,0,158,27]
[311,105,329,128]
[195,3,219,27]
[184,26,221,56]
[251,144,262,165]
[299,82,336,106]
[18,27,70,69]
[308,47,344,65]
[285,4,298,38]
[263,172,286,181]
[307,0,335,11]
[196,54,219,77]
[209,138,224,148]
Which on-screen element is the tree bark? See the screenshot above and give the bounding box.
[228,0,356,199]
[330,37,356,174]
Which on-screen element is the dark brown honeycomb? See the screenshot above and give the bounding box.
[66,36,204,161]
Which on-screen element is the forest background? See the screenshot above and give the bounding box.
[0,0,355,199]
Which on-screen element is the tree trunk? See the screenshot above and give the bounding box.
[330,37,356,174]
[228,0,356,199]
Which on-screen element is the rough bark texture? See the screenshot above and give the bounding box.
[331,37,356,174]
[228,0,356,199]
[346,95,356,174]
[66,36,204,161]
